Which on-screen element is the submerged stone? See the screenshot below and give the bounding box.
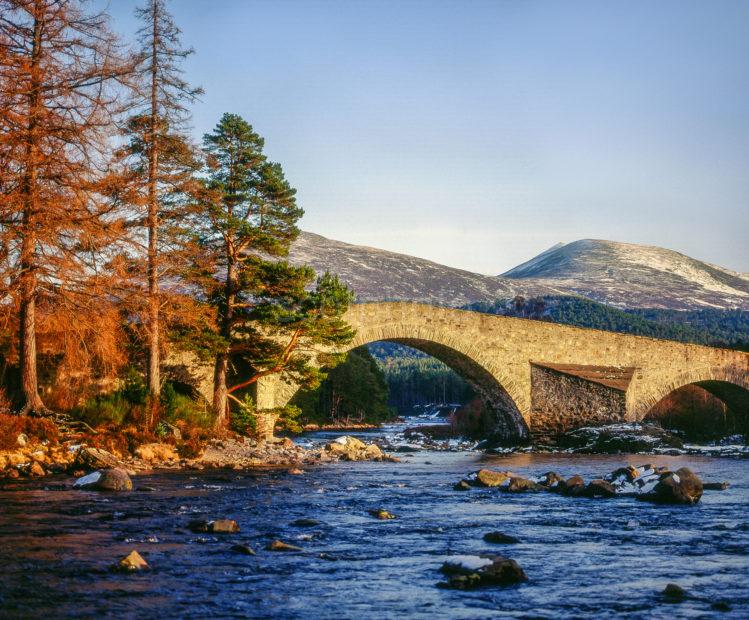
[703,481,729,491]
[483,532,520,544]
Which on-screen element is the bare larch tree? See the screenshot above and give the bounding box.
[0,0,133,414]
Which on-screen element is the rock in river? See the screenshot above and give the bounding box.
[703,481,729,491]
[74,468,133,492]
[483,532,520,544]
[438,555,528,589]
[266,540,302,552]
[189,519,240,533]
[473,469,513,487]
[662,583,687,600]
[585,479,617,498]
[368,508,397,520]
[115,550,149,572]
[559,475,586,496]
[506,477,542,493]
[643,467,703,505]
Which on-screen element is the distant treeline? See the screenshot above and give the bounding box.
[292,349,394,426]
[368,343,474,414]
[465,296,749,351]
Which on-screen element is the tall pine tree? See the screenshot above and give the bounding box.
[191,113,355,429]
[128,0,202,406]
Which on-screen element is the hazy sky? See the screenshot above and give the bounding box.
[104,0,749,274]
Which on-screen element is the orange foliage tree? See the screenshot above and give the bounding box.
[0,0,135,413]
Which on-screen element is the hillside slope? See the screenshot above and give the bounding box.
[502,239,749,310]
[288,232,552,306]
[288,232,749,310]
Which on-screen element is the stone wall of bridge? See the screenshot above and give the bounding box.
[208,302,749,440]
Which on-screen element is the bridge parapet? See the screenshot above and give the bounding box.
[178,302,749,441]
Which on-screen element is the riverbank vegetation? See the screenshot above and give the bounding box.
[0,0,354,447]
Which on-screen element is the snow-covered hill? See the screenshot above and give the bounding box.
[288,232,749,310]
[502,239,749,310]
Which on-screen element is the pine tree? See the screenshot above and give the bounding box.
[129,0,202,405]
[191,113,355,429]
[0,0,134,414]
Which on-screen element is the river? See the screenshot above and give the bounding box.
[1,423,747,619]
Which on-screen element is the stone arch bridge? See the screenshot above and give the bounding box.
[178,302,749,441]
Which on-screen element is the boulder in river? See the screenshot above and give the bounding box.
[266,539,302,552]
[368,508,397,520]
[438,555,527,589]
[115,550,149,571]
[559,475,586,496]
[453,480,472,491]
[642,467,703,505]
[324,436,386,461]
[473,469,514,487]
[585,479,617,498]
[662,583,687,600]
[230,544,256,555]
[189,519,240,533]
[506,477,542,493]
[28,461,45,477]
[537,471,563,488]
[74,468,133,492]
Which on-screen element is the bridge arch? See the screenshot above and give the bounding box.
[630,367,749,423]
[345,327,528,438]
[271,314,531,439]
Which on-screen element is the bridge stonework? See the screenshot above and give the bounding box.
[251,303,749,440]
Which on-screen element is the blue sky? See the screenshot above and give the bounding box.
[104,1,749,274]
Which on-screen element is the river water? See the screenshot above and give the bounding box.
[1,424,748,619]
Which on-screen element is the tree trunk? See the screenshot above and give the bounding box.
[18,248,44,415]
[18,8,45,415]
[213,352,228,429]
[146,0,160,408]
[213,258,237,429]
